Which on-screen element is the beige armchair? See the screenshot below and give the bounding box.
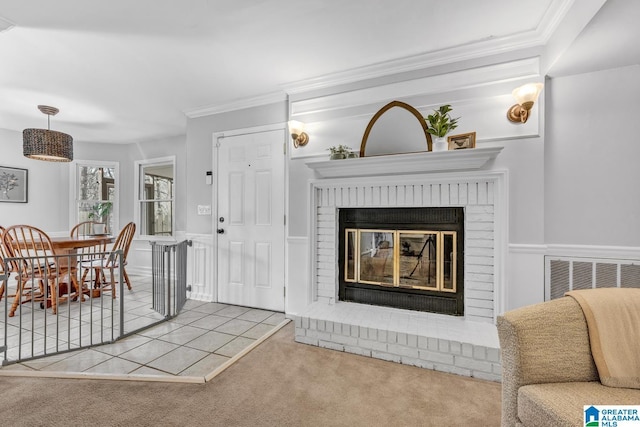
[497,296,640,426]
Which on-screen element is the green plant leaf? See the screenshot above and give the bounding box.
[425,104,460,138]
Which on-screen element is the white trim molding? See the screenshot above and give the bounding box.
[185,92,287,118]
[213,122,286,140]
[186,233,215,301]
[546,244,640,260]
[306,147,503,179]
[133,155,176,239]
[509,243,640,260]
[509,244,548,254]
[282,0,574,95]
[289,58,541,118]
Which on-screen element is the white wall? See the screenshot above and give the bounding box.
[0,128,69,232]
[545,64,640,246]
[185,103,287,236]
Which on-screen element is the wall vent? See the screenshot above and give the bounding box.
[545,256,640,300]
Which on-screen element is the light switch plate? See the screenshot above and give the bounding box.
[197,205,211,215]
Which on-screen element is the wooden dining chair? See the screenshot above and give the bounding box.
[71,221,109,291]
[2,225,82,316]
[0,225,10,302]
[80,222,136,298]
[70,221,106,239]
[70,221,109,257]
[0,225,34,304]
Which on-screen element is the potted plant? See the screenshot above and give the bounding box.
[328,144,354,160]
[88,201,113,234]
[425,104,460,152]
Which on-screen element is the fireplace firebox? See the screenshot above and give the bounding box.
[338,207,464,315]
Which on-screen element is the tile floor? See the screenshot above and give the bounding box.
[1,275,287,381]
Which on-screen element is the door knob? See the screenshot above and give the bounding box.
[217,228,225,234]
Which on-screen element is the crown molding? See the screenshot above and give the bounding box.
[282,0,574,95]
[289,57,541,118]
[184,91,287,118]
[537,0,577,43]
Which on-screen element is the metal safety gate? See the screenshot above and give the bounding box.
[2,250,125,365]
[150,240,192,318]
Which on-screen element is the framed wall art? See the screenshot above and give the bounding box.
[448,132,476,150]
[0,166,28,203]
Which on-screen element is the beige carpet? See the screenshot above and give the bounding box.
[0,322,501,426]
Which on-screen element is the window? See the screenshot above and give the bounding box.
[73,161,119,234]
[135,157,174,237]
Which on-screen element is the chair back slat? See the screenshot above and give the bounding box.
[70,221,103,237]
[70,221,108,256]
[0,225,6,273]
[107,222,136,267]
[1,226,22,276]
[2,225,55,277]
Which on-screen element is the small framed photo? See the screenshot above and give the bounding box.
[448,132,476,150]
[0,166,28,203]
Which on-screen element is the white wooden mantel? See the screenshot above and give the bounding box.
[305,146,504,178]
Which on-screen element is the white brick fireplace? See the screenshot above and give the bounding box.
[294,149,506,381]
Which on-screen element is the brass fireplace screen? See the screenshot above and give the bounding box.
[344,229,457,293]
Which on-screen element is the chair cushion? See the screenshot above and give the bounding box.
[518,382,640,427]
[80,259,106,268]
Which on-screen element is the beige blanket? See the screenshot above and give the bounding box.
[566,288,640,389]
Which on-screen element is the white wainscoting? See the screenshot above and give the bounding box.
[186,233,215,301]
[127,239,154,277]
[507,244,547,310]
[507,243,640,312]
[286,236,310,316]
[125,232,216,301]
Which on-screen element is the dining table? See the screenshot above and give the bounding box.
[50,234,116,298]
[49,235,115,252]
[8,234,116,308]
[8,234,115,253]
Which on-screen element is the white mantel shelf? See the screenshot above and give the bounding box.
[305,146,503,178]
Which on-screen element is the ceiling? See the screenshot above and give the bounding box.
[0,0,632,145]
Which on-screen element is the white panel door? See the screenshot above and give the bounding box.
[217,129,285,311]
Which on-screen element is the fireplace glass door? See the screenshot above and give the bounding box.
[345,229,456,293]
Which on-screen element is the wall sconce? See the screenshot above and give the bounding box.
[507,83,544,124]
[288,120,309,148]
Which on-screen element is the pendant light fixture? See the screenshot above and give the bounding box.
[23,105,73,162]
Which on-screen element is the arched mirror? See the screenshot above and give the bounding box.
[360,100,432,157]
